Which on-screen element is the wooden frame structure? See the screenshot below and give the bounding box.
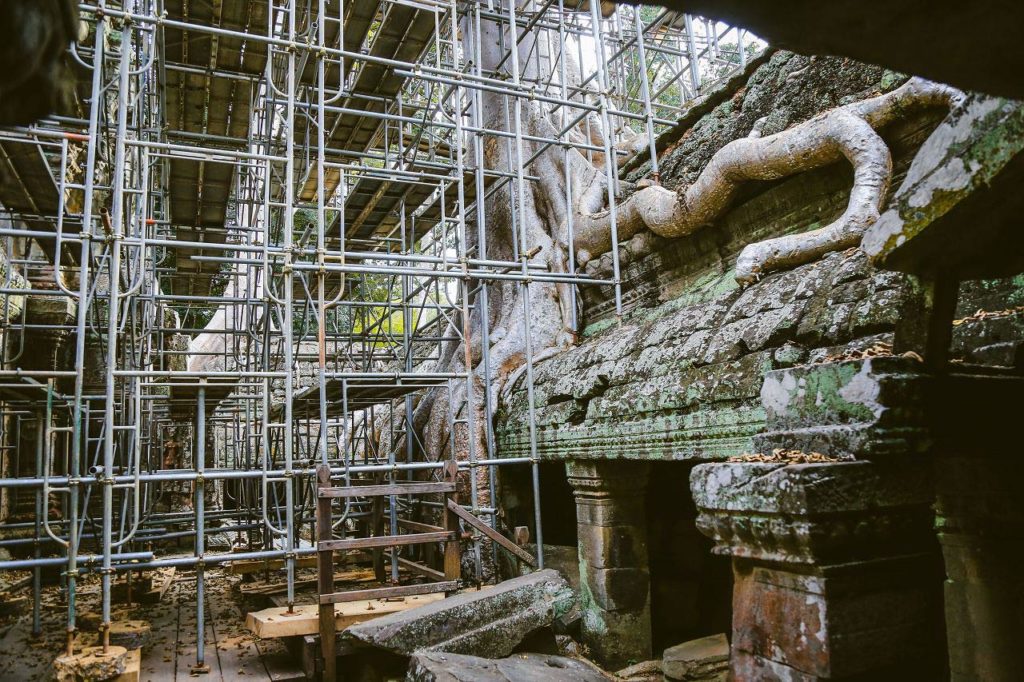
[315,461,462,680]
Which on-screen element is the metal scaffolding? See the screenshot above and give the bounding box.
[0,0,758,667]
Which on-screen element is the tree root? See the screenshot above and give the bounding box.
[572,77,963,283]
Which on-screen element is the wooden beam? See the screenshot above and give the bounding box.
[245,592,447,638]
[390,555,446,582]
[239,568,377,596]
[112,648,141,682]
[446,499,538,568]
[318,482,456,498]
[226,551,370,575]
[397,518,445,534]
[319,531,453,552]
[225,555,318,574]
[319,581,459,604]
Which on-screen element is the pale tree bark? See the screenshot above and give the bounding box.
[416,6,595,479]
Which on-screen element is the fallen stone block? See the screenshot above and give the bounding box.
[407,651,613,682]
[344,569,575,658]
[662,634,729,681]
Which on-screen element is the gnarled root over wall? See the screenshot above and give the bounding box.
[572,77,963,283]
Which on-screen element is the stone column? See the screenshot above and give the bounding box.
[566,460,652,669]
[691,460,944,680]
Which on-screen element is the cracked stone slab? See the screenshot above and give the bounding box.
[343,569,576,658]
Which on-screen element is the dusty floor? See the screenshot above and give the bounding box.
[0,567,298,681]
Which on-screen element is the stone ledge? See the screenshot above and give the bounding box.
[691,461,933,565]
[755,357,932,458]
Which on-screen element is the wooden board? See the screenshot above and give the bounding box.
[226,555,319,575]
[112,647,141,682]
[319,531,453,552]
[245,592,447,638]
[138,570,280,681]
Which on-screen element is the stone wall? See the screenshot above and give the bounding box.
[496,52,1024,465]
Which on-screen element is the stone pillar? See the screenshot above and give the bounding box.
[691,460,944,680]
[566,460,651,669]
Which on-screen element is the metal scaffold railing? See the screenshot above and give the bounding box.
[0,0,760,669]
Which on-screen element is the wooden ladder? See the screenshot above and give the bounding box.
[315,461,461,681]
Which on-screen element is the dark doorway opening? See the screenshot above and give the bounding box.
[646,461,733,654]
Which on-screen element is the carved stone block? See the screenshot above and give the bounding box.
[691,461,944,680]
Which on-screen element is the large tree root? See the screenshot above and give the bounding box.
[572,77,963,283]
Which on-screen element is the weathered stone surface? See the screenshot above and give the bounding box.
[755,357,932,457]
[691,461,933,564]
[863,95,1024,279]
[497,49,1024,470]
[691,461,944,680]
[406,651,613,682]
[53,646,129,682]
[342,569,575,658]
[662,633,729,681]
[498,247,1010,463]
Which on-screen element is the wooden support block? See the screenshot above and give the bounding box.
[514,526,531,546]
[112,648,141,682]
[245,592,447,638]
